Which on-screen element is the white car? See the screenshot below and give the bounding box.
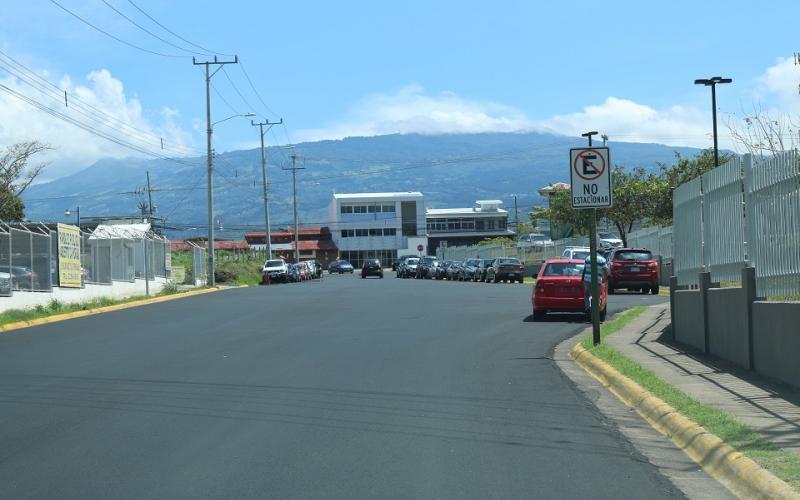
[518,233,554,249]
[0,272,12,295]
[262,258,289,283]
[598,232,623,250]
[562,246,592,261]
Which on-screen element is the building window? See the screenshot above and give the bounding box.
[341,205,353,214]
[382,204,395,213]
[368,205,378,213]
[355,229,368,237]
[341,229,355,238]
[353,206,366,214]
[384,228,396,236]
[369,228,381,236]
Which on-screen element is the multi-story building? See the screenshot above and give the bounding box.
[426,200,514,254]
[328,192,428,268]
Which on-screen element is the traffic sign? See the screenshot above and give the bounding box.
[569,147,612,209]
[416,244,424,252]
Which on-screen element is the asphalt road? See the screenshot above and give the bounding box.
[0,273,676,499]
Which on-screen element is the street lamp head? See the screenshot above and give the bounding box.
[64,208,71,217]
[695,78,711,85]
[581,131,599,138]
[695,77,732,86]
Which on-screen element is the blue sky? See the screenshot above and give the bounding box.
[1,0,799,178]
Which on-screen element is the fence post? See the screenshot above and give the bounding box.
[742,266,757,370]
[699,271,711,354]
[669,276,678,341]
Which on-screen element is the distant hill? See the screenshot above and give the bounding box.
[22,132,702,239]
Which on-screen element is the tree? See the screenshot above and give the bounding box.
[0,141,51,221]
[651,148,732,225]
[727,105,799,159]
[604,167,664,246]
[479,236,515,246]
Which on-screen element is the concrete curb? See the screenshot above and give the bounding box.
[570,342,799,500]
[0,287,221,334]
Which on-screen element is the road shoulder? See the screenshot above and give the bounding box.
[553,325,734,499]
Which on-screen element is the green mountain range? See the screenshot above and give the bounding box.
[22,132,702,239]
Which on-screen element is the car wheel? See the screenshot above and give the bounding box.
[651,285,659,295]
[518,278,524,284]
[493,276,499,283]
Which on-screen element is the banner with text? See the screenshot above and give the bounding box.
[57,223,82,288]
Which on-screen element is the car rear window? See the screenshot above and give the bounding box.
[407,258,419,264]
[543,262,584,277]
[265,260,284,267]
[614,251,653,261]
[571,251,590,261]
[497,258,520,264]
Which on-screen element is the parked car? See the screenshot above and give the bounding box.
[485,257,525,283]
[598,232,624,251]
[416,256,439,279]
[532,259,607,321]
[392,254,416,271]
[361,259,384,278]
[286,263,301,282]
[262,258,289,283]
[301,260,322,279]
[0,271,12,295]
[518,233,554,250]
[445,261,463,280]
[562,246,592,261]
[475,259,495,282]
[607,248,659,294]
[435,260,454,279]
[10,266,40,290]
[458,259,482,281]
[397,257,420,278]
[329,260,354,274]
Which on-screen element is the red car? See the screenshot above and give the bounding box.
[607,248,659,295]
[532,259,607,321]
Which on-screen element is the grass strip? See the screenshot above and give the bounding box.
[0,285,199,328]
[581,307,800,490]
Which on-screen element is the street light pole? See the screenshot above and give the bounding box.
[252,118,283,259]
[581,130,601,346]
[694,76,732,166]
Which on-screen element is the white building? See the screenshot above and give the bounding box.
[426,200,515,254]
[328,192,428,268]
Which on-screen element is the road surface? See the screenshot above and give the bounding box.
[0,274,681,499]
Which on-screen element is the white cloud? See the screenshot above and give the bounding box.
[0,66,196,179]
[756,56,800,113]
[536,97,720,149]
[295,84,534,142]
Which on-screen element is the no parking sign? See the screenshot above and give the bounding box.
[569,147,612,209]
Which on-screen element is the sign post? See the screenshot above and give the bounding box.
[570,141,612,346]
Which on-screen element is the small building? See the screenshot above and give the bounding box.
[244,227,338,267]
[328,192,427,268]
[426,200,515,254]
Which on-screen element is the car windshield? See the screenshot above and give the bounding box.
[406,258,419,264]
[422,257,437,264]
[265,260,284,267]
[532,235,546,242]
[543,262,585,276]
[497,258,520,264]
[615,250,653,261]
[599,233,618,239]
[571,251,590,261]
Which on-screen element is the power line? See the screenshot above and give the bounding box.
[125,0,235,57]
[100,0,210,56]
[48,0,189,58]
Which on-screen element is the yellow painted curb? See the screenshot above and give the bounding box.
[570,342,799,500]
[0,287,221,334]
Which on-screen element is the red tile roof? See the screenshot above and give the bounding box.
[170,240,250,251]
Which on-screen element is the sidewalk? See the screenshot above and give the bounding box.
[607,304,800,456]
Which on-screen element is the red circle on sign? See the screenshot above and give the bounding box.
[417,244,424,251]
[573,149,606,181]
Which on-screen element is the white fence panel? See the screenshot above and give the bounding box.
[702,156,746,284]
[745,152,800,298]
[673,176,704,286]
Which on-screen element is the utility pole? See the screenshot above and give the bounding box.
[252,118,283,259]
[283,153,304,263]
[144,171,154,296]
[513,195,519,233]
[193,55,239,287]
[581,130,601,346]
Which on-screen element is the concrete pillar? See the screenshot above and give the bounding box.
[742,266,757,370]
[700,271,711,354]
[669,276,678,340]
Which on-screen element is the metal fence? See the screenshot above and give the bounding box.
[0,222,172,293]
[626,226,673,259]
[671,152,800,298]
[189,243,208,285]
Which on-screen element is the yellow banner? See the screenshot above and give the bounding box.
[57,223,82,288]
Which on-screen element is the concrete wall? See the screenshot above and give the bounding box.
[753,302,800,387]
[673,289,705,351]
[707,287,750,368]
[0,278,167,313]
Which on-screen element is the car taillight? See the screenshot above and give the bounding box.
[647,262,658,268]
[519,265,524,271]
